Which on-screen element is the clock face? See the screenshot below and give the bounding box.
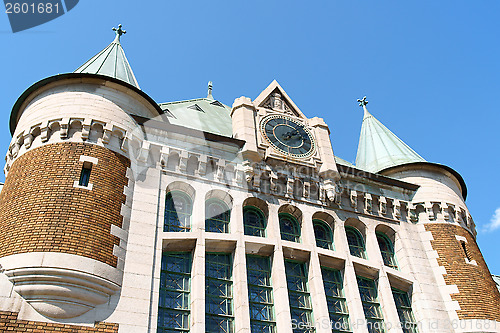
[260,115,315,158]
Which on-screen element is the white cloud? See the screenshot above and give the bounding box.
[483,207,500,232]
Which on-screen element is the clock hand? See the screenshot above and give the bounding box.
[283,129,300,140]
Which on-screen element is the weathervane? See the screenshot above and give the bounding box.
[112,24,126,42]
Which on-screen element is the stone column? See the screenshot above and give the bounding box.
[272,245,293,333]
[190,238,206,333]
[308,250,331,332]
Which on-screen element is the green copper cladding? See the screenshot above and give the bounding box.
[74,24,139,88]
[159,98,233,137]
[355,98,425,173]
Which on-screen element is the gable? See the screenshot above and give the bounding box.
[253,80,307,119]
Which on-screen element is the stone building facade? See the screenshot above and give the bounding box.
[0,26,499,333]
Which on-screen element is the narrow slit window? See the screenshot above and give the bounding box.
[79,162,92,187]
[460,241,471,261]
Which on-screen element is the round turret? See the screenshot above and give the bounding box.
[0,29,161,319]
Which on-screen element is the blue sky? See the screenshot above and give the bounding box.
[1,1,499,272]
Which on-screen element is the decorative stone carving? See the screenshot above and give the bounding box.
[365,193,373,215]
[379,196,387,215]
[242,160,254,183]
[0,253,121,319]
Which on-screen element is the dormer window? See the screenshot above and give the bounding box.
[188,104,204,112]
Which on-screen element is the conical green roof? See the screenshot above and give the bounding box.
[74,25,139,88]
[355,105,425,173]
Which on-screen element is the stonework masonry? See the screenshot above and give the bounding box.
[0,142,130,267]
[1,32,499,332]
[425,223,500,321]
[0,311,118,332]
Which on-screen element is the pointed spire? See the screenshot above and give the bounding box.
[355,97,425,173]
[207,81,213,99]
[74,24,140,88]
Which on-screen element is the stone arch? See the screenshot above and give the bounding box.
[205,189,233,211]
[415,204,425,222]
[312,211,335,229]
[166,181,195,200]
[167,152,180,171]
[344,218,366,236]
[30,126,41,138]
[164,182,195,232]
[186,155,199,175]
[89,122,104,142]
[278,204,302,242]
[48,121,61,140]
[278,204,302,222]
[432,203,441,221]
[312,212,335,250]
[205,190,232,233]
[375,224,398,269]
[242,197,269,218]
[344,219,367,259]
[206,158,217,179]
[375,224,396,245]
[29,126,41,146]
[68,119,82,139]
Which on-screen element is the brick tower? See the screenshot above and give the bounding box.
[0,25,160,320]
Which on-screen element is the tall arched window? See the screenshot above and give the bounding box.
[279,213,300,242]
[205,199,230,233]
[164,191,192,232]
[243,206,266,237]
[345,226,366,259]
[376,233,398,269]
[313,220,333,250]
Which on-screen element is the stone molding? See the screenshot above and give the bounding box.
[4,113,476,238]
[0,253,121,319]
[5,117,129,174]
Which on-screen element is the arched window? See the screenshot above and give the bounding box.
[243,206,266,237]
[345,226,366,259]
[279,213,300,242]
[376,233,398,269]
[205,199,230,233]
[164,191,192,232]
[313,220,333,250]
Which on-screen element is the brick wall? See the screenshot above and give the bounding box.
[0,311,118,332]
[425,223,500,320]
[0,142,130,267]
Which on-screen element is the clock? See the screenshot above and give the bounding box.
[260,115,315,158]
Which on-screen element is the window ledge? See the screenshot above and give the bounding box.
[73,181,93,191]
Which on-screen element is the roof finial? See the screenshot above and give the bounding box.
[357,96,369,112]
[207,81,213,99]
[112,24,126,43]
